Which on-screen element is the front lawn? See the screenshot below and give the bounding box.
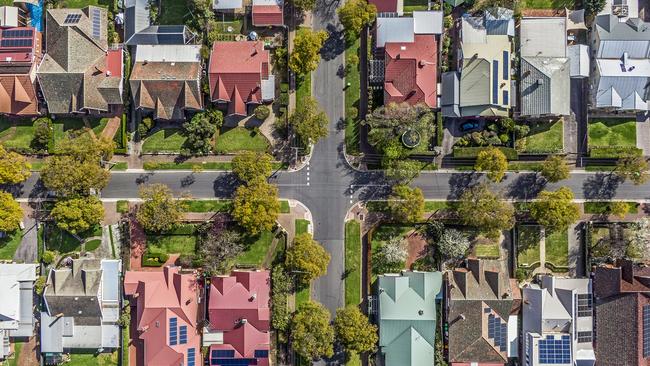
[182,200,232,213]
[0,118,35,151]
[0,230,22,260]
[214,127,270,153]
[46,225,102,254]
[142,128,187,153]
[424,201,448,212]
[545,229,568,267]
[159,0,190,24]
[146,225,197,256]
[295,285,310,308]
[52,118,109,152]
[84,239,101,252]
[517,120,563,153]
[116,201,129,214]
[295,219,310,235]
[236,231,275,267]
[588,118,637,147]
[517,225,542,266]
[345,221,361,305]
[584,201,639,215]
[371,224,413,278]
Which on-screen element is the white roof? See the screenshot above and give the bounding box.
[101,259,121,303]
[253,0,282,5]
[597,57,650,77]
[134,44,201,63]
[261,75,275,101]
[0,264,36,331]
[413,11,444,35]
[520,17,567,58]
[0,7,18,28]
[568,44,590,77]
[376,17,414,47]
[101,322,119,348]
[213,0,243,10]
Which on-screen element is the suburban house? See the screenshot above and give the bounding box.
[40,259,121,364]
[521,275,595,366]
[447,258,521,365]
[126,24,196,47]
[213,0,243,12]
[372,11,443,108]
[369,0,403,15]
[374,271,442,366]
[0,26,41,115]
[123,266,200,366]
[0,264,37,361]
[251,0,283,27]
[123,0,149,45]
[204,271,271,366]
[129,44,203,120]
[208,41,274,116]
[593,260,650,365]
[37,7,123,115]
[591,7,650,111]
[442,8,514,118]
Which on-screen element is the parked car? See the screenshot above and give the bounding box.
[460,119,480,132]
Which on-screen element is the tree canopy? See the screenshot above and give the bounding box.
[615,153,648,185]
[136,184,185,233]
[540,155,570,183]
[51,196,104,234]
[388,184,424,222]
[366,103,433,153]
[0,145,31,184]
[285,233,330,286]
[291,301,335,360]
[436,228,470,259]
[338,0,376,42]
[334,306,378,354]
[290,96,329,146]
[181,111,220,156]
[232,179,280,235]
[372,236,407,274]
[197,225,243,275]
[289,29,328,75]
[292,0,317,10]
[455,184,514,239]
[232,151,273,184]
[530,187,580,232]
[475,146,508,182]
[0,191,22,232]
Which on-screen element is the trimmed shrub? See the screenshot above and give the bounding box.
[589,146,643,158]
[254,105,271,120]
[142,251,169,267]
[453,146,519,160]
[280,83,289,93]
[278,93,289,106]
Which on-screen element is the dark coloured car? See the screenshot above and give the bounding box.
[460,119,480,132]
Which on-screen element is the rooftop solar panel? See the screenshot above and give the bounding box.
[2,29,33,38]
[64,13,82,25]
[0,39,33,48]
[92,8,101,39]
[643,305,650,357]
[538,335,571,364]
[487,312,508,352]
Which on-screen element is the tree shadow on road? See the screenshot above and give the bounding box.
[212,173,239,198]
[446,172,481,199]
[506,173,547,200]
[320,24,345,61]
[583,172,621,199]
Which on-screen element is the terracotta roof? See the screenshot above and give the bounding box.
[369,0,399,13]
[384,34,437,108]
[208,41,270,115]
[252,5,283,26]
[0,27,40,115]
[0,75,38,115]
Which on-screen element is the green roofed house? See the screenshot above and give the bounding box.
[374,271,443,366]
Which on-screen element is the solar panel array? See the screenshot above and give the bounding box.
[2,29,33,38]
[576,294,592,317]
[538,335,571,364]
[169,317,177,346]
[91,8,101,39]
[64,13,82,24]
[211,359,256,365]
[1,39,32,48]
[643,305,650,357]
[487,314,508,352]
[187,348,196,366]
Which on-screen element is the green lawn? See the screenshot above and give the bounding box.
[85,239,101,252]
[0,118,35,150]
[295,219,310,235]
[59,0,114,8]
[121,325,129,366]
[46,225,101,254]
[51,118,109,152]
[345,38,361,155]
[519,0,554,8]
[7,341,23,366]
[214,127,270,153]
[545,229,569,267]
[475,243,500,258]
[147,226,197,256]
[66,353,118,366]
[159,0,190,24]
[181,200,232,213]
[143,161,286,170]
[424,201,448,212]
[236,231,275,267]
[584,201,639,215]
[0,230,22,260]
[280,200,290,214]
[295,285,310,308]
[142,128,187,153]
[110,162,128,171]
[403,0,428,11]
[518,120,563,153]
[345,221,361,306]
[508,161,544,172]
[29,161,44,171]
[588,118,637,147]
[517,225,542,266]
[116,200,129,214]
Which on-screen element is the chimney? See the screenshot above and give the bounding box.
[623,52,629,69]
[620,259,635,283]
[522,70,531,78]
[467,258,482,283]
[249,293,257,302]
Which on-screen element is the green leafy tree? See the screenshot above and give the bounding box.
[41,250,56,265]
[608,201,630,219]
[232,151,273,184]
[474,146,508,182]
[291,301,335,360]
[254,105,270,120]
[232,179,280,235]
[372,236,407,274]
[383,157,422,183]
[0,191,22,232]
[615,153,648,185]
[585,0,607,15]
[197,229,243,275]
[31,117,52,152]
[285,233,330,286]
[455,184,514,239]
[271,265,291,332]
[337,0,377,42]
[290,96,329,146]
[437,228,470,259]
[333,306,378,354]
[0,145,31,184]
[289,29,328,75]
[136,184,185,233]
[182,112,218,156]
[51,196,104,234]
[388,185,424,222]
[292,0,317,11]
[529,187,580,232]
[540,155,569,183]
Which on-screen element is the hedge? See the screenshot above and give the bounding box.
[453,146,519,160]
[142,251,169,267]
[545,262,569,273]
[436,112,443,146]
[113,113,128,154]
[589,146,642,158]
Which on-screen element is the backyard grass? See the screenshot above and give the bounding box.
[181,200,232,213]
[7,341,23,366]
[295,219,310,235]
[142,128,187,153]
[517,225,542,266]
[475,243,500,258]
[236,231,275,267]
[584,201,639,215]
[66,352,118,366]
[59,0,114,8]
[116,200,129,214]
[345,221,361,305]
[0,118,35,150]
[518,120,563,153]
[0,230,22,260]
[214,127,270,153]
[345,38,361,155]
[84,239,101,252]
[588,118,637,147]
[147,225,197,256]
[545,229,569,267]
[159,0,190,24]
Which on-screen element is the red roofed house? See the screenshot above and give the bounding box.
[123,266,201,366]
[384,34,437,108]
[0,26,41,115]
[252,0,283,27]
[206,270,270,366]
[208,41,275,116]
[369,0,403,14]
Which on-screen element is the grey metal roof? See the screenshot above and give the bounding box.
[595,15,650,58]
[126,25,194,46]
[376,17,414,47]
[124,0,149,44]
[40,311,63,353]
[441,71,460,117]
[484,7,514,36]
[520,57,570,116]
[520,17,566,58]
[568,44,590,77]
[595,58,650,110]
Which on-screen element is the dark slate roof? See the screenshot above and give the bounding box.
[43,295,102,326]
[126,25,194,46]
[124,0,150,44]
[595,293,648,366]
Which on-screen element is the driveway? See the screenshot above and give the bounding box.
[14,203,37,263]
[636,114,650,155]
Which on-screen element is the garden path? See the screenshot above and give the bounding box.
[533,227,547,275]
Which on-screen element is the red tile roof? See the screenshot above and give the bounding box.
[384,34,437,108]
[252,5,283,26]
[106,48,122,77]
[0,27,41,115]
[208,41,270,116]
[369,0,399,13]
